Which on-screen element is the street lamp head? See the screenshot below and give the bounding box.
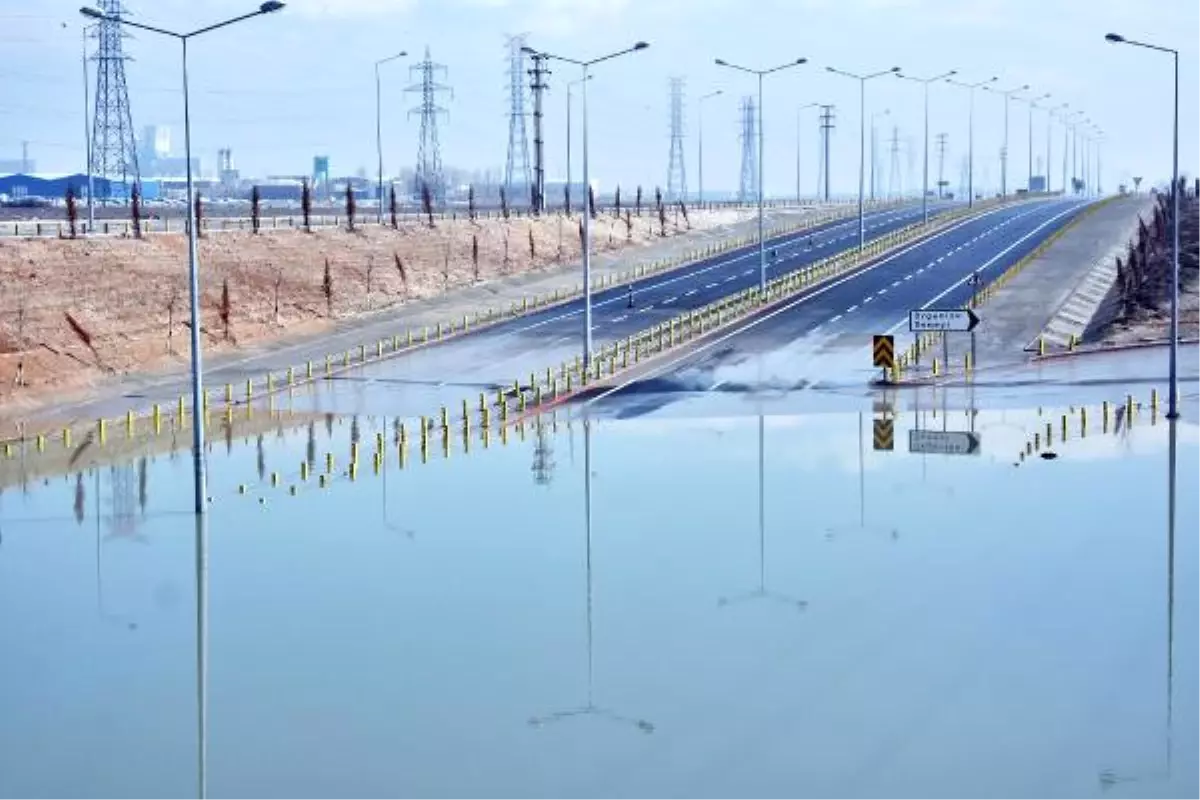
[947,69,958,76]
[795,57,807,65]
[1105,33,1125,43]
[520,45,538,54]
[633,41,649,50]
[259,1,284,12]
[79,6,104,18]
[715,58,728,66]
[824,66,835,72]
[889,66,900,72]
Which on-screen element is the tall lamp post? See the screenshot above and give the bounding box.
[374,50,406,224]
[983,82,1029,197]
[896,69,955,222]
[796,101,819,204]
[81,23,97,229]
[1047,102,1068,193]
[1020,92,1051,190]
[565,75,592,211]
[715,57,808,291]
[523,42,649,369]
[1105,33,1179,419]
[80,2,286,516]
[1063,109,1083,192]
[698,89,723,206]
[945,76,996,207]
[826,65,900,251]
[869,108,889,202]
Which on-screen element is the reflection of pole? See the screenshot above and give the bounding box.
[194,512,208,799]
[1166,418,1177,775]
[758,414,765,588]
[857,411,865,527]
[584,418,594,708]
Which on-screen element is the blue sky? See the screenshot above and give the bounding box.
[1,0,1196,196]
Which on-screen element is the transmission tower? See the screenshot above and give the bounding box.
[666,77,687,201]
[738,95,757,202]
[108,463,139,538]
[935,132,949,198]
[528,51,550,212]
[504,35,533,204]
[531,422,555,486]
[818,105,835,201]
[888,126,901,199]
[89,0,140,202]
[406,46,452,202]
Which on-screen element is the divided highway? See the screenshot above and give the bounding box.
[315,201,958,413]
[582,196,1094,414]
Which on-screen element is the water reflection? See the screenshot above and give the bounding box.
[1098,417,1179,792]
[527,419,654,735]
[718,415,806,610]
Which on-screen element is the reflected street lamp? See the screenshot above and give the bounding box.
[896,69,956,222]
[81,1,285,516]
[716,57,808,292]
[826,65,900,251]
[523,42,649,370]
[375,50,407,224]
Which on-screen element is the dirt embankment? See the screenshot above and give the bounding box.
[0,207,751,412]
[1097,189,1200,345]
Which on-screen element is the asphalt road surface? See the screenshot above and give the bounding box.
[581,197,1094,418]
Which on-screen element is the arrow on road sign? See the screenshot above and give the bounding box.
[908,429,981,456]
[908,308,980,333]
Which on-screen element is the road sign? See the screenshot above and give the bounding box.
[908,429,981,456]
[873,419,894,451]
[908,308,980,333]
[872,334,895,368]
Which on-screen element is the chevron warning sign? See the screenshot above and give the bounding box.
[873,418,894,451]
[872,334,895,369]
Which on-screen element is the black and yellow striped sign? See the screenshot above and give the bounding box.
[873,418,894,451]
[872,334,895,369]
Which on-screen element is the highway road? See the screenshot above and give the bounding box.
[581,196,1096,417]
[292,201,958,416]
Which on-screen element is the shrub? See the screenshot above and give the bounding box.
[131,182,143,239]
[301,179,312,232]
[345,184,356,232]
[251,185,261,233]
[65,186,78,239]
[323,257,333,316]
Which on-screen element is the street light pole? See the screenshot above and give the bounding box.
[525,42,649,370]
[80,1,286,516]
[1048,103,1067,193]
[698,90,723,206]
[1018,92,1050,191]
[715,57,808,291]
[869,108,889,202]
[565,76,591,211]
[374,51,406,225]
[796,102,818,204]
[827,65,900,251]
[897,70,955,222]
[81,24,96,230]
[984,83,1029,197]
[946,76,996,208]
[1106,32,1179,418]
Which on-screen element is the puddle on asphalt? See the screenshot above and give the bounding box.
[0,395,1196,798]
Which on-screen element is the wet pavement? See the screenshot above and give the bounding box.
[0,361,1196,797]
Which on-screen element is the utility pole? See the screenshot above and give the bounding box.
[528,52,550,212]
[818,104,835,201]
[935,132,948,198]
[888,125,901,199]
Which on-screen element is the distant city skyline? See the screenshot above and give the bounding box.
[0,0,1196,196]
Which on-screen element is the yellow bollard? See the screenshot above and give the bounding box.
[1061,414,1068,441]
[1045,422,1053,445]
[1125,394,1134,423]
[62,428,71,448]
[1151,388,1159,412]
[226,383,234,403]
[271,472,280,487]
[287,367,295,386]
[1080,407,1087,436]
[300,461,310,481]
[349,462,358,481]
[350,442,359,465]
[178,395,186,423]
[377,341,384,358]
[1038,336,1045,356]
[343,351,350,367]
[326,355,333,376]
[98,418,107,444]
[126,409,135,436]
[326,452,334,474]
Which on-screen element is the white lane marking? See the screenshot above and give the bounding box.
[936,255,945,262]
[916,267,925,274]
[587,203,1025,405]
[830,314,843,322]
[891,280,901,287]
[847,304,859,312]
[884,201,1090,336]
[863,296,874,304]
[724,275,737,282]
[709,380,726,391]
[877,287,888,295]
[706,282,719,289]
[662,295,678,304]
[904,274,913,280]
[684,289,697,296]
[611,315,628,323]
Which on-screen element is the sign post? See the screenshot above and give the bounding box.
[907,308,981,333]
[872,334,895,381]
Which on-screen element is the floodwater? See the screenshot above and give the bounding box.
[0,387,1196,798]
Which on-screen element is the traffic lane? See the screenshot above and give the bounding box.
[336,203,945,387]
[581,201,1072,403]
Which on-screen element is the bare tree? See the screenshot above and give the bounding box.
[502,226,511,272]
[219,277,231,340]
[166,283,181,352]
[528,226,536,262]
[345,184,356,232]
[636,185,643,217]
[658,201,667,237]
[389,185,398,229]
[624,209,633,241]
[364,255,375,310]
[301,179,312,232]
[272,264,284,323]
[557,215,564,261]
[614,185,621,218]
[131,182,143,239]
[421,181,434,227]
[442,238,451,291]
[678,200,690,230]
[65,185,78,239]
[193,191,203,238]
[564,183,571,216]
[323,257,334,317]
[588,185,596,219]
[472,233,480,282]
[500,185,510,220]
[251,185,262,233]
[394,252,409,298]
[468,184,477,221]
